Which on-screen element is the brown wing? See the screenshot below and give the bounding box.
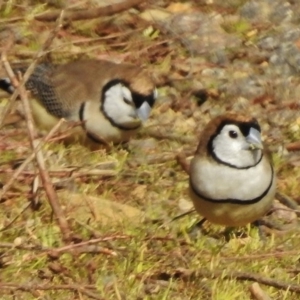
[11,59,155,119]
[52,59,155,98]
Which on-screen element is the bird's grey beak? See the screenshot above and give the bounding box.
[246,127,263,150]
[137,101,151,122]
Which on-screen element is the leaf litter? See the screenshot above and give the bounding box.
[0,0,300,299]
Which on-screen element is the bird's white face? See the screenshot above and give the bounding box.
[102,82,154,130]
[212,124,263,169]
[102,83,141,129]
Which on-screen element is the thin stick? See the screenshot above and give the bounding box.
[0,203,31,232]
[1,168,117,178]
[51,235,129,253]
[221,250,300,261]
[249,282,272,300]
[175,268,300,293]
[0,283,96,290]
[176,152,191,174]
[0,283,103,300]
[35,0,144,22]
[17,75,71,242]
[286,141,300,152]
[0,242,47,251]
[276,191,300,217]
[1,12,73,242]
[0,234,129,253]
[170,209,195,222]
[52,245,117,256]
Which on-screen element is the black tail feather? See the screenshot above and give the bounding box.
[0,78,14,94]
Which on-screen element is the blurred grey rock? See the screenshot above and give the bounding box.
[201,67,227,79]
[240,1,264,21]
[281,27,300,43]
[270,2,293,24]
[284,46,300,72]
[164,12,241,60]
[208,49,229,65]
[220,75,266,100]
[258,36,279,51]
[240,0,293,24]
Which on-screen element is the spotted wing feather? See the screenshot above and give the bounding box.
[18,64,71,118]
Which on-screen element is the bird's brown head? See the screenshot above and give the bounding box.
[100,64,157,129]
[115,66,157,121]
[195,113,263,168]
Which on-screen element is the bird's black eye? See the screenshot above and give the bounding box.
[229,130,238,138]
[123,98,132,105]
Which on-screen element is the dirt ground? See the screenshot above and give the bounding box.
[0,1,300,299]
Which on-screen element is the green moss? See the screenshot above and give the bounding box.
[222,18,252,35]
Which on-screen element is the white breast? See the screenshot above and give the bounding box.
[83,100,139,143]
[190,156,273,202]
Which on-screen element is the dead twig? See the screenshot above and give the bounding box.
[51,245,117,257]
[2,168,117,178]
[16,73,71,242]
[35,0,144,22]
[176,152,190,174]
[249,282,272,300]
[286,140,300,152]
[171,268,300,293]
[49,235,128,254]
[0,17,24,24]
[0,242,46,251]
[258,218,298,236]
[221,250,300,261]
[276,191,300,217]
[1,11,73,242]
[0,283,103,300]
[170,209,195,222]
[0,203,31,232]
[0,235,129,257]
[45,120,83,142]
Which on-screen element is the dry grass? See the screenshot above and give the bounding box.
[0,1,300,299]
